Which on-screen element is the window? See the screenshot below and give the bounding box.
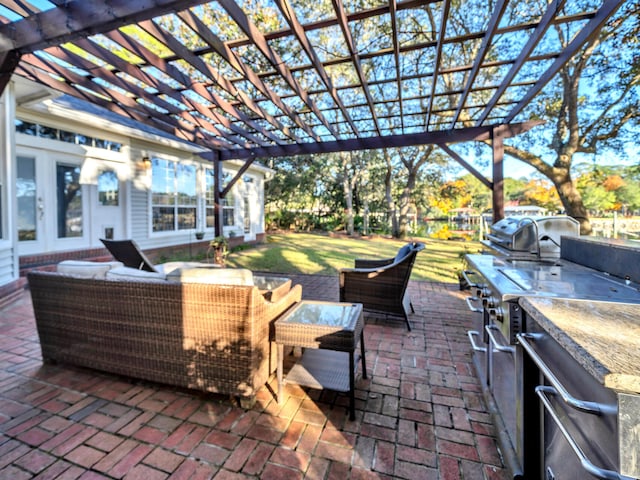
[151,158,196,232]
[17,156,37,241]
[205,168,236,228]
[222,170,235,227]
[16,120,36,135]
[15,119,122,151]
[223,196,235,227]
[205,168,215,228]
[243,196,250,234]
[98,170,119,206]
[56,164,82,238]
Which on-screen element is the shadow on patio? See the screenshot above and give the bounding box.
[0,274,509,479]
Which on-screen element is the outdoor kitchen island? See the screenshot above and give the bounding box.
[464,235,640,479]
[517,297,640,480]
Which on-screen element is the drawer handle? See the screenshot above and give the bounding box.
[517,333,616,416]
[467,330,486,352]
[485,324,515,353]
[536,386,631,480]
[465,296,483,313]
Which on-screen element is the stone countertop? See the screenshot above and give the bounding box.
[519,297,640,395]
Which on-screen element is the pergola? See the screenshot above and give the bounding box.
[0,0,624,233]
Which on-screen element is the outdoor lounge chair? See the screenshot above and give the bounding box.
[101,238,211,275]
[100,238,158,272]
[339,242,425,330]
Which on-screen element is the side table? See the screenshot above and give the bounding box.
[274,301,367,420]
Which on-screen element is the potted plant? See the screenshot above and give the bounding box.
[195,231,205,240]
[208,235,228,266]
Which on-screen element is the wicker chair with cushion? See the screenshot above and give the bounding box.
[339,242,425,330]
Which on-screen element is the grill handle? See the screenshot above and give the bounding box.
[485,233,509,245]
[485,324,515,353]
[467,330,486,352]
[465,296,483,313]
[536,386,632,480]
[517,333,616,416]
[460,270,480,288]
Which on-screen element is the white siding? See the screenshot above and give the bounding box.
[0,247,15,285]
[130,183,149,241]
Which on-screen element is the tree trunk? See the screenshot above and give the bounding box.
[553,171,592,235]
[397,170,417,239]
[363,199,369,236]
[342,152,355,235]
[383,150,399,237]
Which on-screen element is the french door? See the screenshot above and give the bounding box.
[17,152,85,255]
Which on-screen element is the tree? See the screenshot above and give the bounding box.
[500,1,639,234]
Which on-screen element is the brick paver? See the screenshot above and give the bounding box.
[0,274,510,479]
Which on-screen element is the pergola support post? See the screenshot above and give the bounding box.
[492,128,505,223]
[0,50,21,96]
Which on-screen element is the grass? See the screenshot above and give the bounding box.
[221,232,482,283]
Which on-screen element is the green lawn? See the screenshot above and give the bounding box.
[224,233,482,283]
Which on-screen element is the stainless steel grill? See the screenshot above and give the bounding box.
[483,216,579,259]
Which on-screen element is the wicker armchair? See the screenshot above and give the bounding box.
[339,242,425,330]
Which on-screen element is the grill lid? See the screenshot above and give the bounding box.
[486,216,580,256]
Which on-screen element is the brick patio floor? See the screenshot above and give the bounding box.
[0,275,510,479]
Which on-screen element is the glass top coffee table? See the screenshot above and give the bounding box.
[274,300,367,420]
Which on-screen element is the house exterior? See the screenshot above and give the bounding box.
[0,77,272,295]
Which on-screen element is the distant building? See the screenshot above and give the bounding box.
[504,205,547,216]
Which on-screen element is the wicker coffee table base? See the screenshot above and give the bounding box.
[275,301,366,420]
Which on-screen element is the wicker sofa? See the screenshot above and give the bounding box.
[28,264,301,405]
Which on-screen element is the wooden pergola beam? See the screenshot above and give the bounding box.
[109,25,278,147]
[475,0,567,126]
[504,0,624,123]
[40,45,254,148]
[438,144,492,190]
[216,0,334,141]
[492,129,505,222]
[389,0,405,132]
[177,9,303,142]
[425,0,450,129]
[274,0,360,136]
[216,120,544,160]
[331,0,381,135]
[0,0,206,53]
[0,50,21,94]
[449,0,508,128]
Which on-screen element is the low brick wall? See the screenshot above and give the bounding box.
[18,234,265,277]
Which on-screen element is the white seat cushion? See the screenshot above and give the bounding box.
[57,260,123,279]
[106,266,167,281]
[167,267,254,286]
[155,261,218,276]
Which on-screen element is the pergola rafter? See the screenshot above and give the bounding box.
[175,9,303,142]
[0,0,626,232]
[389,0,405,132]
[425,0,450,129]
[331,0,381,136]
[216,0,335,141]
[132,20,283,146]
[274,0,360,136]
[448,0,508,128]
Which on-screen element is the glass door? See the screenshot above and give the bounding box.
[17,155,45,254]
[17,153,86,255]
